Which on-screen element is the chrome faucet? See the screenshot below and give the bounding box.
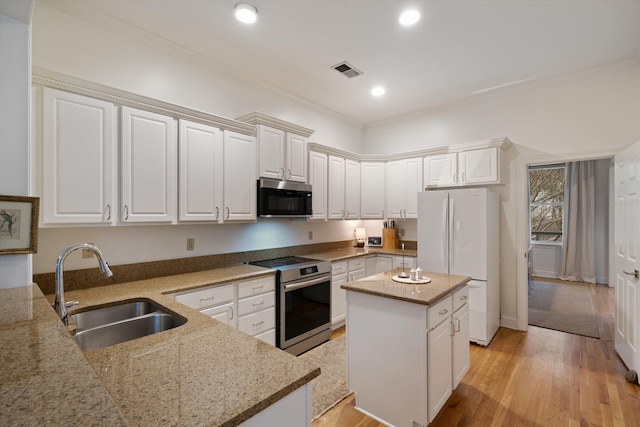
[54,243,113,326]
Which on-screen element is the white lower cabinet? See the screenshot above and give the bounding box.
[394,255,416,270]
[347,258,366,282]
[240,383,310,427]
[201,301,234,327]
[365,255,395,277]
[452,287,470,388]
[331,261,348,329]
[170,275,276,346]
[346,285,469,427]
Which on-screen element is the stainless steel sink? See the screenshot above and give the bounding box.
[70,299,187,351]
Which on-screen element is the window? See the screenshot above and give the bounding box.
[529,165,565,242]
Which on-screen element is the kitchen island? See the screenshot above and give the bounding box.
[342,269,471,427]
[0,265,319,426]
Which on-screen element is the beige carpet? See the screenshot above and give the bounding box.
[528,280,599,338]
[298,334,349,421]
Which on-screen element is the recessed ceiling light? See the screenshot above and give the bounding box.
[371,86,386,97]
[235,2,258,24]
[399,9,420,26]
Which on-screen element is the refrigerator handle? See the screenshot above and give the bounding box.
[442,198,448,268]
[449,197,455,269]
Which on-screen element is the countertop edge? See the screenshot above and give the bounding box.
[342,271,471,306]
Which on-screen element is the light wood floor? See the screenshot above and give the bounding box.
[313,284,640,426]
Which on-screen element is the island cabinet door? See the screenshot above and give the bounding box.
[427,317,453,423]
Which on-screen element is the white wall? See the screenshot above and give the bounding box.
[363,59,640,329]
[29,3,365,274]
[0,11,32,288]
[31,3,363,152]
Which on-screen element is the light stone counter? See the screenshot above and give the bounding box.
[1,264,320,426]
[341,268,470,306]
[307,247,417,262]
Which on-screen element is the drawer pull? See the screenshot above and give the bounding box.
[252,320,264,328]
[252,285,264,291]
[439,308,449,315]
[199,296,215,302]
[460,295,468,301]
[252,301,264,308]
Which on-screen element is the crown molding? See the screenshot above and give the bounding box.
[32,67,256,136]
[308,137,512,162]
[235,112,315,138]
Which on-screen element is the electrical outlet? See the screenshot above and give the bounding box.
[399,228,405,237]
[308,231,313,240]
[187,238,195,251]
[82,243,94,259]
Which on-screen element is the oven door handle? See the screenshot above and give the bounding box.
[283,276,330,291]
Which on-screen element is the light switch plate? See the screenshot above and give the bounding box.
[187,238,195,251]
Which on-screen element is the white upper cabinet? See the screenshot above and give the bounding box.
[361,162,385,219]
[345,159,361,219]
[386,158,422,219]
[42,87,116,225]
[286,133,307,182]
[328,156,360,219]
[459,147,499,185]
[256,125,286,180]
[424,146,502,188]
[328,155,346,219]
[223,131,257,221]
[308,150,328,220]
[423,153,457,188]
[120,106,177,223]
[178,120,223,222]
[236,113,314,183]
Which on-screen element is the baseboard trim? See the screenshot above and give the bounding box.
[500,315,520,330]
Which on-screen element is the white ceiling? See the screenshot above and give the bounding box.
[39,0,640,124]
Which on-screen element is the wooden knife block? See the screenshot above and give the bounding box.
[382,228,399,249]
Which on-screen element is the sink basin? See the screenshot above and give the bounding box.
[71,300,170,331]
[70,299,187,351]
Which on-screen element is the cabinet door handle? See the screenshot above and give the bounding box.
[287,168,292,179]
[123,205,129,221]
[450,321,455,337]
[229,306,234,320]
[215,206,220,219]
[461,172,466,183]
[226,207,230,219]
[280,168,285,178]
[460,295,468,301]
[452,172,457,183]
[439,308,449,315]
[455,317,461,332]
[105,204,111,221]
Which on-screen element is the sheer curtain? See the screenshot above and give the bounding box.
[559,161,596,283]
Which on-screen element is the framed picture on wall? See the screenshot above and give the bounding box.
[0,195,39,255]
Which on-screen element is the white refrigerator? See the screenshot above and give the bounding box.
[417,188,500,346]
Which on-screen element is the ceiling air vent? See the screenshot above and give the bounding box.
[331,61,363,78]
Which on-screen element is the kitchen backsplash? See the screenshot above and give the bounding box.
[35,239,418,295]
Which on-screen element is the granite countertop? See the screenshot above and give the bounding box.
[341,268,470,306]
[1,265,320,426]
[307,247,417,262]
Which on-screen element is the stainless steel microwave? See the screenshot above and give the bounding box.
[257,178,312,218]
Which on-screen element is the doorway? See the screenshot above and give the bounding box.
[526,158,611,337]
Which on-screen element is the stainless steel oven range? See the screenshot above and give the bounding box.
[249,256,332,355]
